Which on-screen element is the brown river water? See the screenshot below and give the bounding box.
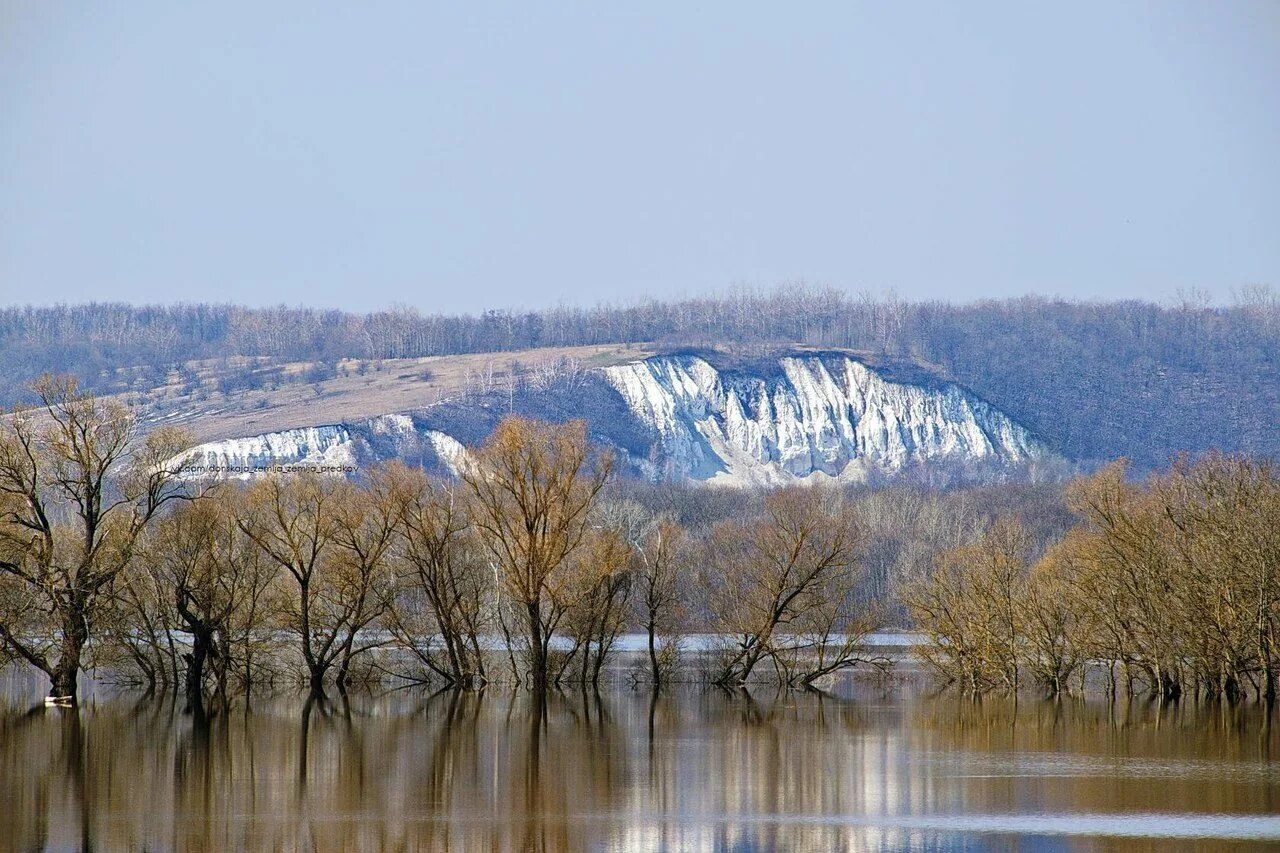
[1,661,1278,851]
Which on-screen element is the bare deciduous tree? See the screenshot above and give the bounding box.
[560,526,632,687]
[703,487,867,686]
[239,475,392,693]
[908,455,1280,702]
[462,417,612,689]
[1017,536,1088,694]
[902,517,1031,694]
[626,512,688,686]
[0,376,191,702]
[329,469,406,690]
[387,465,490,688]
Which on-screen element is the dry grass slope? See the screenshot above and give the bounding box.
[120,343,653,443]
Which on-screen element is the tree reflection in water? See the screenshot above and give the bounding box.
[0,674,1279,851]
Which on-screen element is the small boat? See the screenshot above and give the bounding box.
[44,695,74,707]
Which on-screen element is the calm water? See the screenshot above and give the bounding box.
[1,667,1278,852]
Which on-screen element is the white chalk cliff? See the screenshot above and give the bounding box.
[182,425,354,478]
[602,355,1042,485]
[181,415,450,479]
[178,353,1046,484]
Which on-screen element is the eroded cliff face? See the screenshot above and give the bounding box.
[178,352,1048,484]
[180,415,456,479]
[182,425,355,478]
[601,355,1042,485]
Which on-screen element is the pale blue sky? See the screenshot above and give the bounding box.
[2,2,1277,312]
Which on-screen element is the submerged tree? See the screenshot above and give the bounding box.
[1066,463,1187,699]
[1158,454,1280,702]
[905,455,1280,702]
[101,538,179,693]
[625,511,688,686]
[462,417,612,689]
[1017,534,1088,695]
[329,468,406,689]
[129,498,235,712]
[704,487,867,686]
[387,465,491,688]
[238,474,396,693]
[902,517,1031,694]
[560,526,633,687]
[0,376,192,701]
[135,492,278,708]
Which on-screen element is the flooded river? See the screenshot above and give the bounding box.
[1,666,1278,851]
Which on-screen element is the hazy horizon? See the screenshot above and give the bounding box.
[0,283,1270,316]
[4,3,1278,312]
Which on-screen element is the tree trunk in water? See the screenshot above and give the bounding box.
[213,633,230,703]
[441,632,464,686]
[49,614,88,701]
[1260,613,1275,705]
[336,644,353,693]
[592,643,607,687]
[309,665,327,696]
[167,632,181,690]
[468,633,486,687]
[647,622,661,687]
[183,629,212,716]
[497,602,521,685]
[526,600,547,690]
[50,657,80,701]
[737,646,764,685]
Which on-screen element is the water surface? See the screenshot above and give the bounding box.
[1,669,1277,851]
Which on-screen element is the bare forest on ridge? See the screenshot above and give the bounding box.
[3,285,1280,468]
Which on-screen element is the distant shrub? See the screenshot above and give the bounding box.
[304,361,337,384]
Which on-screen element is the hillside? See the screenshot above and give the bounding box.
[179,347,1057,486]
[117,343,650,444]
[3,290,1279,469]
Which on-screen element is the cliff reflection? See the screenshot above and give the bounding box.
[0,680,1278,851]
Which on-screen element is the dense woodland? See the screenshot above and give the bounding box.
[2,378,1275,712]
[3,286,1279,467]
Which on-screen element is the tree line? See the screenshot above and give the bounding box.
[0,378,884,711]
[3,285,1280,467]
[3,375,1277,712]
[905,455,1280,702]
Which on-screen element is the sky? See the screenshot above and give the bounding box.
[2,2,1278,314]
